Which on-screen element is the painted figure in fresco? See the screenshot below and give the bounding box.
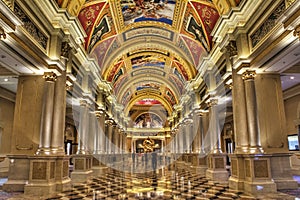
[121,0,176,25]
[88,16,110,52]
[187,16,210,52]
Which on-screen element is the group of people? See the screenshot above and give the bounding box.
[132,151,158,171]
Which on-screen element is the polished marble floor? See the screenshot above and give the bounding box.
[1,166,300,200]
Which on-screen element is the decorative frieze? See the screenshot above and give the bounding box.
[250,2,286,48]
[14,3,48,49]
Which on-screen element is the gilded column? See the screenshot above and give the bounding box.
[242,70,263,153]
[76,99,90,154]
[36,72,57,155]
[232,68,249,153]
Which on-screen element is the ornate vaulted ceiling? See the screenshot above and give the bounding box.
[75,0,221,116]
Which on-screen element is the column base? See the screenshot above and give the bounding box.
[92,166,108,176]
[56,178,71,192]
[270,153,298,190]
[71,170,93,183]
[243,181,277,195]
[3,155,30,192]
[71,154,93,183]
[24,182,56,196]
[190,166,207,175]
[228,176,244,191]
[206,169,229,182]
[3,180,27,192]
[206,153,229,182]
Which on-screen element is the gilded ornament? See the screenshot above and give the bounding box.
[43,72,57,82]
[285,0,297,8]
[0,27,6,40]
[293,24,300,40]
[225,41,237,58]
[207,98,218,107]
[242,70,256,80]
[3,0,14,10]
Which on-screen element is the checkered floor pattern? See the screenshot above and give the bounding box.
[2,167,300,199]
[44,169,259,200]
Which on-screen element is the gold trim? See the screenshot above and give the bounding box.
[242,70,256,80]
[43,72,57,82]
[293,24,300,40]
[0,26,6,40]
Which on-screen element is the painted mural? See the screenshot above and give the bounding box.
[107,60,124,82]
[190,1,219,46]
[134,113,163,128]
[121,89,132,105]
[88,15,110,52]
[169,74,185,95]
[164,88,176,106]
[131,55,165,69]
[186,16,210,52]
[92,36,116,70]
[173,59,189,81]
[78,2,106,50]
[121,0,176,26]
[135,99,162,105]
[181,35,206,67]
[136,82,161,91]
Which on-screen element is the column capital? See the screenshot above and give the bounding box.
[95,109,105,118]
[79,99,91,107]
[224,40,238,58]
[242,70,256,80]
[0,26,6,40]
[43,72,57,82]
[293,24,300,40]
[194,109,209,116]
[207,98,218,107]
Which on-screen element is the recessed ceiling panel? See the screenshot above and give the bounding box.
[121,0,176,26]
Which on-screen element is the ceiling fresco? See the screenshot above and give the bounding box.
[76,0,221,115]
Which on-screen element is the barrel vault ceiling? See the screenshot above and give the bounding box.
[70,0,224,118]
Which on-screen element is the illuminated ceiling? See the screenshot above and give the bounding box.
[76,0,221,115]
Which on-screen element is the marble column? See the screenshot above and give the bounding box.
[242,70,263,154]
[92,110,108,175]
[36,72,57,155]
[106,120,113,154]
[76,100,90,154]
[192,112,200,153]
[208,98,222,154]
[51,72,67,155]
[184,122,190,153]
[206,98,228,181]
[232,68,249,153]
[179,125,184,154]
[71,99,92,183]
